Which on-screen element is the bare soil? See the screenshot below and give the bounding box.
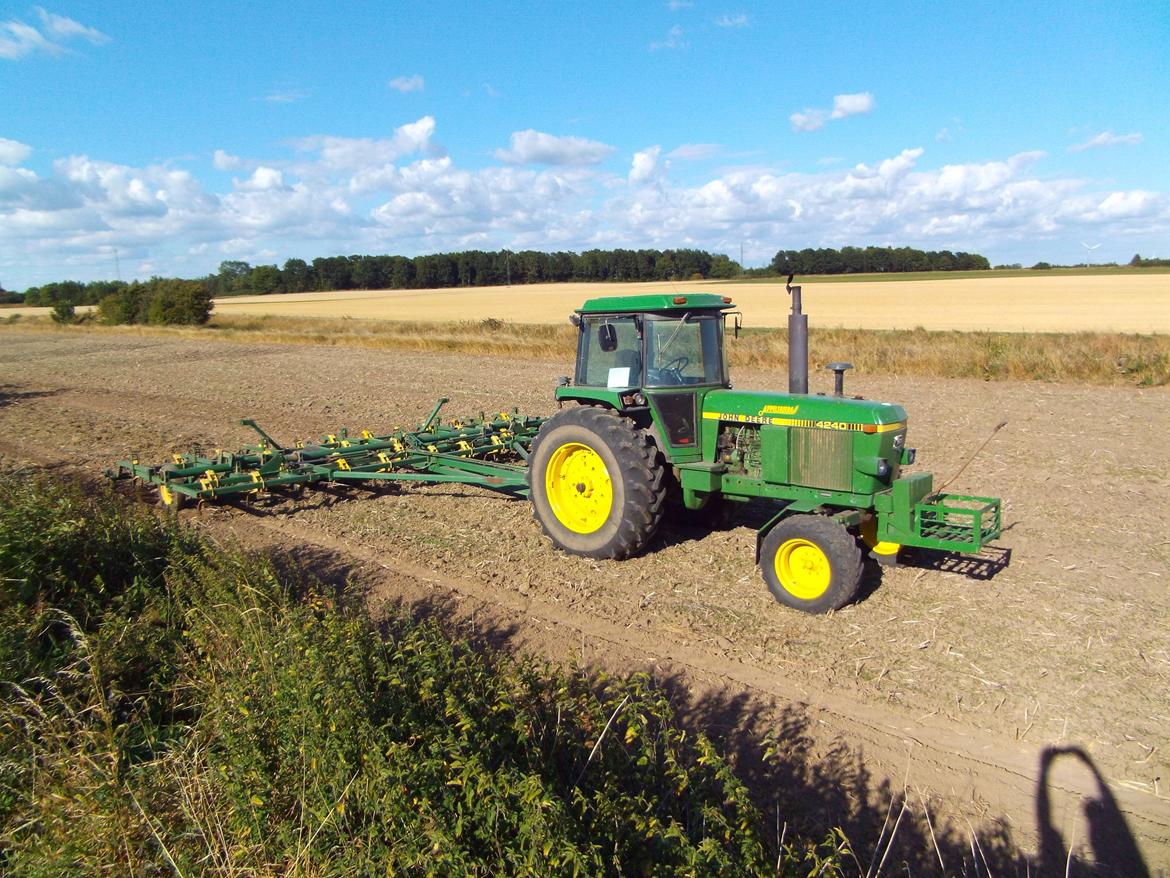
[1,329,1167,871]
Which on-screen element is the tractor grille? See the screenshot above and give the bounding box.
[789,428,852,491]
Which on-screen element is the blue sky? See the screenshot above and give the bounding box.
[1,1,1166,289]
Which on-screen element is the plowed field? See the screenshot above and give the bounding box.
[1,329,1167,870]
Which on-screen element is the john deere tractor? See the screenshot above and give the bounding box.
[109,280,1000,615]
[528,282,1001,613]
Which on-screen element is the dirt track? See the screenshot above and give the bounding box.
[1,328,1168,872]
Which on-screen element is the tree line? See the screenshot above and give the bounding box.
[206,248,742,297]
[19,248,743,305]
[769,246,990,275]
[1129,254,1170,268]
[42,277,213,327]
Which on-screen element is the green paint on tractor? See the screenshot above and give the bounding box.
[109,283,1002,614]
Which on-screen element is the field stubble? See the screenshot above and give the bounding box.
[7,313,1170,386]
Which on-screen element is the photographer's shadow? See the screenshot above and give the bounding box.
[1035,746,1149,877]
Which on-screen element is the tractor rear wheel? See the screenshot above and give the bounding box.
[760,515,862,613]
[529,406,666,559]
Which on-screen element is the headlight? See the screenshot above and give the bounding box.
[893,432,905,451]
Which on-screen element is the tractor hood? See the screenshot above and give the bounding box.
[701,389,907,434]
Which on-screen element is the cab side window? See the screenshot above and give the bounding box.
[576,316,641,387]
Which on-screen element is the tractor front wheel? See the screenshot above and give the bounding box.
[760,515,862,613]
[529,406,666,559]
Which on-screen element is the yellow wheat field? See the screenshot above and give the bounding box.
[208,275,1169,333]
[7,274,1167,332]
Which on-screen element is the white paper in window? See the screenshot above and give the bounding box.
[607,367,631,388]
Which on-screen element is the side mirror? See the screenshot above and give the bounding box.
[598,323,618,352]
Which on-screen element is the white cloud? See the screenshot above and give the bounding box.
[0,137,32,165]
[715,13,749,27]
[3,116,1169,289]
[629,147,664,185]
[650,25,687,50]
[495,130,615,166]
[0,8,107,59]
[36,7,108,44]
[388,74,424,93]
[831,92,874,119]
[213,149,245,171]
[792,92,875,132]
[1068,131,1143,153]
[295,116,437,170]
[263,89,309,104]
[0,20,57,58]
[789,109,829,132]
[238,167,284,191]
[668,143,721,161]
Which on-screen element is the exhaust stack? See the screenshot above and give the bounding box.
[786,275,808,394]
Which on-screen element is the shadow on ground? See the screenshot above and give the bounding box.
[260,539,1145,877]
[0,385,62,409]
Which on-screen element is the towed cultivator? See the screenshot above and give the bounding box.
[107,399,545,510]
[110,282,1003,614]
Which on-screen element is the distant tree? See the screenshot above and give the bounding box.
[98,278,212,325]
[281,258,312,292]
[145,279,213,324]
[50,301,77,324]
[351,256,387,290]
[245,264,284,295]
[708,255,740,279]
[0,280,22,304]
[98,284,147,324]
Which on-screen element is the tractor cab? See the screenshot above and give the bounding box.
[557,293,737,460]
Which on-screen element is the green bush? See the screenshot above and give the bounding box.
[144,278,213,325]
[0,474,845,875]
[97,277,213,326]
[49,301,76,324]
[97,284,145,324]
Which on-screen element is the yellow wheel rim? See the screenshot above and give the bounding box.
[861,518,901,556]
[544,441,613,534]
[159,484,178,508]
[775,538,831,600]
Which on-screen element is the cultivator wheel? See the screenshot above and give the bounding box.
[157,482,187,512]
[528,406,666,560]
[760,515,862,614]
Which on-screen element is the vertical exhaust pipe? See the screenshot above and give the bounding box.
[786,274,808,394]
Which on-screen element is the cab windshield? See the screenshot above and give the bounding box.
[574,312,727,388]
[644,314,725,387]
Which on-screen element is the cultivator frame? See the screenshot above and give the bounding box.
[107,398,545,508]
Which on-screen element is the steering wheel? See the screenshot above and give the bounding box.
[661,356,689,373]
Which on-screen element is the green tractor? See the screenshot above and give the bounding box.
[109,280,1001,615]
[528,282,1001,613]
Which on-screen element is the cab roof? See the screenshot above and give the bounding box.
[577,293,735,314]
